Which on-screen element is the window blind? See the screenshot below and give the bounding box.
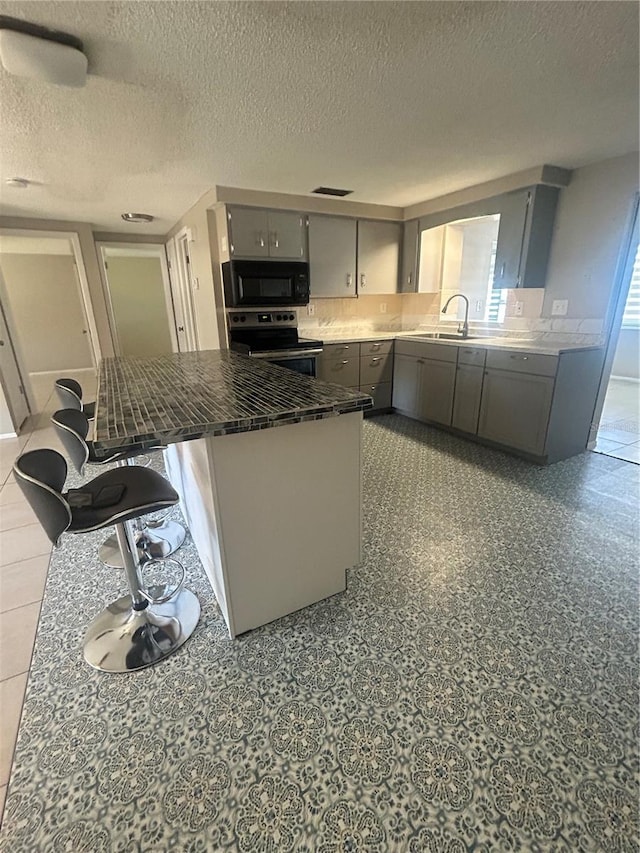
[622,240,640,328]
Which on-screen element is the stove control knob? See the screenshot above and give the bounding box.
[232,315,239,323]
[276,314,282,321]
[240,316,246,322]
[289,313,294,320]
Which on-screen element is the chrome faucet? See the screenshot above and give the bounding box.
[441,293,470,338]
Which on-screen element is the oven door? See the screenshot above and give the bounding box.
[251,348,322,378]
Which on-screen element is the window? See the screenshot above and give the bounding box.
[622,240,640,328]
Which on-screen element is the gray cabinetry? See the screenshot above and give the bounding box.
[492,189,529,290]
[360,351,393,385]
[452,364,484,434]
[318,339,395,413]
[361,382,392,411]
[317,353,360,387]
[308,215,357,297]
[357,220,402,294]
[478,369,554,456]
[401,220,420,292]
[392,353,420,416]
[228,207,307,260]
[417,359,456,426]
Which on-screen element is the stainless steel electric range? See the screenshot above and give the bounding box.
[227,310,323,377]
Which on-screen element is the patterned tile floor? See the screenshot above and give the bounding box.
[0,414,638,851]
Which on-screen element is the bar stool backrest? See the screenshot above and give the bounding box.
[51,409,90,476]
[55,378,83,412]
[13,449,72,546]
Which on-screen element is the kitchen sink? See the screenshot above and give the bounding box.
[412,332,480,341]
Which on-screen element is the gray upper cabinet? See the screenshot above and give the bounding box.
[308,215,357,297]
[228,207,269,258]
[357,220,402,294]
[400,220,420,293]
[228,207,307,260]
[493,185,559,290]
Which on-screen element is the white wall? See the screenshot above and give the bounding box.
[544,152,640,320]
[0,384,15,435]
[612,328,639,379]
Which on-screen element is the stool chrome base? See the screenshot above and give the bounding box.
[99,521,186,569]
[83,589,200,673]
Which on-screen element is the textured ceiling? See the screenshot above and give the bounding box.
[0,1,638,233]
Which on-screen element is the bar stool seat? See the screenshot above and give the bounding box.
[14,448,200,673]
[51,409,186,568]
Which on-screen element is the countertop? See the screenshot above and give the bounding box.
[93,350,372,454]
[313,329,603,355]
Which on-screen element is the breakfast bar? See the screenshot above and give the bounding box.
[93,350,372,637]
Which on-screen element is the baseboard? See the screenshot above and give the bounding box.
[610,374,640,384]
[0,431,18,440]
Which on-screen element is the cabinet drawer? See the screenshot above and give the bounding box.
[360,352,393,385]
[486,349,557,377]
[323,342,359,359]
[360,339,393,356]
[317,356,360,387]
[457,346,486,367]
[360,382,392,410]
[395,339,458,362]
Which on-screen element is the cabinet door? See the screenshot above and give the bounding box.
[492,189,529,289]
[478,369,554,456]
[452,363,484,434]
[228,207,269,258]
[357,220,402,294]
[267,211,307,260]
[392,354,420,416]
[308,215,357,297]
[417,359,456,426]
[400,220,419,292]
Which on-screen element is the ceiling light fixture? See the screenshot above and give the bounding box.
[312,187,353,197]
[5,177,30,188]
[121,213,155,224]
[0,15,87,88]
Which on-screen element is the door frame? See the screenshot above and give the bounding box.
[0,228,101,414]
[0,282,31,435]
[174,227,199,351]
[96,242,179,355]
[588,193,640,447]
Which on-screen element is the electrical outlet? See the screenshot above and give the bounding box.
[380,302,387,314]
[475,300,483,312]
[192,277,200,290]
[307,303,315,316]
[514,300,524,317]
[552,299,568,316]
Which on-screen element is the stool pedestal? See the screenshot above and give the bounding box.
[84,520,199,672]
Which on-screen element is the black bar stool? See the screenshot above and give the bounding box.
[54,378,96,420]
[51,409,186,568]
[14,448,200,672]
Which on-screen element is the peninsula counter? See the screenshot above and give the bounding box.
[93,350,372,637]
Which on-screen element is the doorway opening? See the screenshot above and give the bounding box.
[98,243,177,358]
[0,231,99,427]
[593,202,640,463]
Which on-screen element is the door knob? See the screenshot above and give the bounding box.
[178,326,185,332]
[0,340,4,346]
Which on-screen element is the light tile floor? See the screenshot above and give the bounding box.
[594,377,640,463]
[0,391,66,822]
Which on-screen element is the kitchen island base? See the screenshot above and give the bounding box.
[164,412,362,637]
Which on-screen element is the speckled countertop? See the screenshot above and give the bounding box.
[315,329,603,355]
[93,350,372,455]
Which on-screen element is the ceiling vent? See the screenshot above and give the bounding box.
[311,187,353,197]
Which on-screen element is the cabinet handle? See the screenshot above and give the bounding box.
[408,272,412,286]
[371,357,381,363]
[464,349,474,354]
[346,273,352,289]
[339,345,350,351]
[510,354,529,360]
[341,360,349,365]
[500,263,506,279]
[257,232,265,248]
[371,343,381,350]
[360,273,366,288]
[271,231,279,248]
[417,359,424,365]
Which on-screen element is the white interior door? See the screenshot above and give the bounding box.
[176,233,199,351]
[166,237,189,353]
[0,300,30,432]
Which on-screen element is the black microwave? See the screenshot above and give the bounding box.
[222,260,310,307]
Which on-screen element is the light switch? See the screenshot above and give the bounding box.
[552,299,568,316]
[307,303,315,316]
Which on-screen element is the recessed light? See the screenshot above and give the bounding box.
[311,187,353,197]
[121,212,154,223]
[5,177,29,188]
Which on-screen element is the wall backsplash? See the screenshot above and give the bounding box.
[299,289,604,345]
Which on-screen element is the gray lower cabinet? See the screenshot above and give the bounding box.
[308,215,357,297]
[392,353,421,416]
[360,351,393,385]
[452,364,484,434]
[417,359,456,426]
[361,383,392,410]
[477,369,554,456]
[317,354,360,387]
[318,340,395,412]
